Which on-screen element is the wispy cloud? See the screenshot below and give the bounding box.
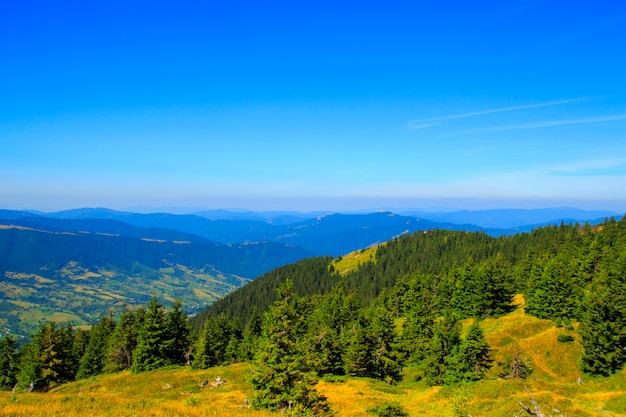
[407,98,590,130]
[406,122,441,130]
[459,113,626,134]
[541,158,626,174]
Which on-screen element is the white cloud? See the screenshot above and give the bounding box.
[460,113,626,134]
[407,98,590,129]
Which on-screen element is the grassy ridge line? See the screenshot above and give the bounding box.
[3,367,625,416]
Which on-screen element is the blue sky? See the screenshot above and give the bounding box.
[1,1,625,213]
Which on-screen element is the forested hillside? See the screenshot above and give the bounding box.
[0,223,314,339]
[1,217,625,416]
[193,218,625,330]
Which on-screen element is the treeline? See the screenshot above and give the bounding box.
[1,218,625,414]
[0,297,192,391]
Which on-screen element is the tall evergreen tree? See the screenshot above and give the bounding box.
[423,314,461,386]
[106,307,142,372]
[0,336,20,389]
[17,321,77,391]
[239,309,263,361]
[307,284,359,376]
[77,314,116,379]
[344,314,375,378]
[344,303,403,382]
[162,299,191,366]
[447,321,493,382]
[366,304,404,382]
[580,249,626,376]
[193,314,238,369]
[250,280,331,415]
[132,296,169,372]
[396,273,437,366]
[525,254,581,320]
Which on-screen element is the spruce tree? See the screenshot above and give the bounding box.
[239,309,262,361]
[367,304,403,382]
[423,314,461,386]
[0,336,20,389]
[17,321,77,391]
[307,285,359,376]
[579,250,626,376]
[77,314,116,379]
[162,299,191,366]
[106,307,141,372]
[344,314,375,378]
[193,314,237,368]
[448,321,493,382]
[250,280,331,415]
[525,254,581,320]
[132,296,169,372]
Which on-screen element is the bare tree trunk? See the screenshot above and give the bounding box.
[516,387,544,417]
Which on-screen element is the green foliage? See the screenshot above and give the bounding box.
[579,244,626,376]
[344,303,403,382]
[162,299,192,366]
[16,322,79,391]
[306,285,360,376]
[131,296,170,372]
[250,280,331,415]
[131,296,191,372]
[0,336,20,389]
[447,255,514,319]
[423,314,461,386]
[447,321,493,383]
[525,254,582,321]
[105,307,142,372]
[557,334,574,343]
[192,314,240,368]
[77,314,115,379]
[367,403,409,417]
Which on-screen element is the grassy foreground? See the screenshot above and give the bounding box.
[2,299,625,417]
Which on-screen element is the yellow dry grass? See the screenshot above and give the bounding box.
[331,246,379,276]
[2,297,625,417]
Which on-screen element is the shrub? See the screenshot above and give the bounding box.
[367,403,409,417]
[557,334,575,343]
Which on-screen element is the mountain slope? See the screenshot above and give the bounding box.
[0,222,314,339]
[3,308,625,417]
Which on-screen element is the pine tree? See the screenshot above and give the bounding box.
[0,336,20,389]
[162,299,191,366]
[369,304,404,381]
[17,321,77,391]
[77,314,116,379]
[423,314,461,386]
[344,313,373,377]
[250,280,331,415]
[525,254,581,320]
[447,321,493,382]
[106,307,142,372]
[239,309,263,361]
[579,249,626,376]
[193,314,237,368]
[396,273,437,367]
[307,284,359,376]
[132,296,169,372]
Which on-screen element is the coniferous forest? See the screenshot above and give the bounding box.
[1,217,625,415]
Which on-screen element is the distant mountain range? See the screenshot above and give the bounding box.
[0,206,620,338]
[32,206,621,255]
